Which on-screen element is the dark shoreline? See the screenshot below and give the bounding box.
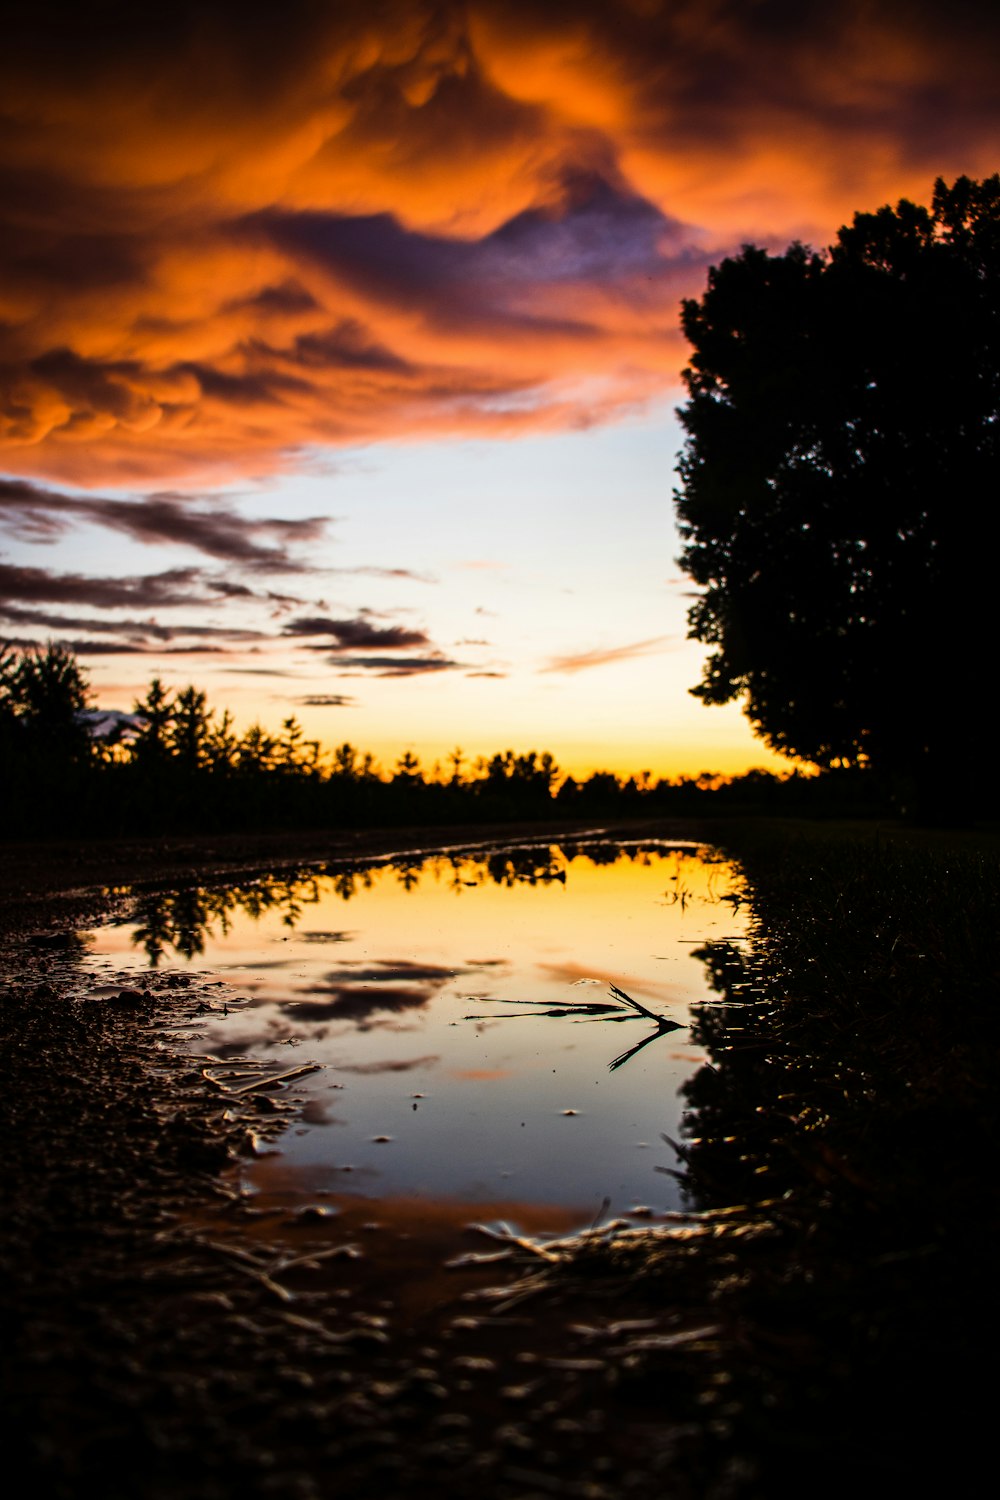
[0,816,706,934]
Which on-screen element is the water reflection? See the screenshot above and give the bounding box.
[130,873,324,964]
[679,940,776,1205]
[125,842,691,966]
[94,840,749,1225]
[463,981,684,1074]
[126,847,595,965]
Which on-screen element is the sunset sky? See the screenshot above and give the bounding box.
[3,0,999,779]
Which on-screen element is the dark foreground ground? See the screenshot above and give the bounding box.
[2,818,998,1499]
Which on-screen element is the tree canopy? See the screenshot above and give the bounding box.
[675,174,1000,794]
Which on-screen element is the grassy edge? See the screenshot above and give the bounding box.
[490,819,1000,1494]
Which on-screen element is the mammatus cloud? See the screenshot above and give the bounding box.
[541,634,674,673]
[3,1,998,486]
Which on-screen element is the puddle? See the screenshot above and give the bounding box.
[85,838,749,1236]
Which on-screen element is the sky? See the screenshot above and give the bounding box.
[2,0,999,779]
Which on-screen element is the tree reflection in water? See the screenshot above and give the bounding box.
[679,940,783,1206]
[126,845,587,963]
[129,873,324,964]
[125,844,707,1074]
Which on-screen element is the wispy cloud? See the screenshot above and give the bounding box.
[0,479,326,571]
[540,635,674,674]
[282,615,430,649]
[229,668,297,678]
[0,563,213,610]
[0,602,266,644]
[332,566,435,583]
[0,635,236,657]
[300,694,355,707]
[278,613,465,677]
[0,562,322,626]
[330,654,462,677]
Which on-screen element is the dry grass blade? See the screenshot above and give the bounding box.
[202,1062,321,1097]
[470,1222,563,1262]
[608,983,663,1023]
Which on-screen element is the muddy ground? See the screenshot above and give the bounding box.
[2,821,745,1500]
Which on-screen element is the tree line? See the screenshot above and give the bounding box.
[0,643,877,839]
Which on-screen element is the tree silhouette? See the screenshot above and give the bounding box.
[1,642,92,761]
[0,638,899,838]
[394,749,423,785]
[131,678,174,768]
[169,686,211,774]
[675,175,1000,803]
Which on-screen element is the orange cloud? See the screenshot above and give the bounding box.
[2,1,998,487]
[541,635,675,673]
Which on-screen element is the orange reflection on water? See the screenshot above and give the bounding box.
[90,838,750,1229]
[241,1158,590,1318]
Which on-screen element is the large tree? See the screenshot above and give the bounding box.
[675,175,1000,792]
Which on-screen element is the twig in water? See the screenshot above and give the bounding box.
[608,983,663,1024]
[608,1021,682,1073]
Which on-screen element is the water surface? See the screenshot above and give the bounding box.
[87,838,748,1232]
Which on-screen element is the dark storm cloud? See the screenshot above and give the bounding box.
[3,0,1000,488]
[257,168,679,338]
